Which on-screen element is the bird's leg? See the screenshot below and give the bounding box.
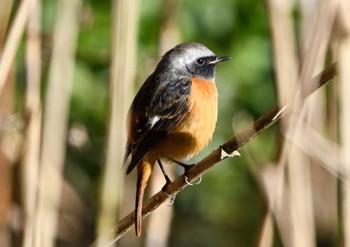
[169,158,202,186]
[157,159,172,192]
[157,159,177,205]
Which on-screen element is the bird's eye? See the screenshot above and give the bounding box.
[196,58,205,65]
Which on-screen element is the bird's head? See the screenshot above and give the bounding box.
[156,42,230,81]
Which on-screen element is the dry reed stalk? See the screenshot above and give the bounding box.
[275,1,337,246]
[0,0,13,47]
[285,123,347,178]
[267,0,298,106]
[264,0,299,245]
[286,117,315,247]
[32,0,82,246]
[298,1,342,246]
[0,0,37,95]
[0,151,12,247]
[289,1,338,246]
[306,80,338,245]
[0,1,15,247]
[338,0,350,245]
[95,0,137,246]
[258,212,273,247]
[21,1,42,247]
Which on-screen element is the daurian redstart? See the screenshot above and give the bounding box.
[124,42,230,236]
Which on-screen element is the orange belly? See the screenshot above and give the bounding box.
[151,77,218,161]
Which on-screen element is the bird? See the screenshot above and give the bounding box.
[124,42,230,236]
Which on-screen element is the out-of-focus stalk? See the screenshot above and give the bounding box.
[0,0,37,95]
[338,1,350,245]
[95,0,137,246]
[22,1,42,247]
[264,1,299,245]
[33,0,82,246]
[0,0,13,48]
[0,1,15,246]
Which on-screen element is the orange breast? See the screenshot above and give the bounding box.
[152,77,218,161]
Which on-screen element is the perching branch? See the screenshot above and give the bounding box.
[111,62,337,242]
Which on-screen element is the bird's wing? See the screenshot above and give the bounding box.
[125,77,192,174]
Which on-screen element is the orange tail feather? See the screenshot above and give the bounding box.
[135,159,154,236]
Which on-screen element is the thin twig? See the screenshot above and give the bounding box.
[109,62,337,242]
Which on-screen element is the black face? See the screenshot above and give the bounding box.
[185,56,217,80]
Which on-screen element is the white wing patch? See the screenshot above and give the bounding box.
[148,115,160,128]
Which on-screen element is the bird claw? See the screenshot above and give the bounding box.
[185,175,202,186]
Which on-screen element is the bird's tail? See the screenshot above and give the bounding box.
[135,158,154,236]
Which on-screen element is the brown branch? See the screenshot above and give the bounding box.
[111,62,337,242]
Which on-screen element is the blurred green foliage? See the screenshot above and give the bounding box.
[17,0,280,246]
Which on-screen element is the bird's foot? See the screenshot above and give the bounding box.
[170,159,202,186]
[185,174,202,186]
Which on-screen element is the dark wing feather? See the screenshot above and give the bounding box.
[125,77,191,174]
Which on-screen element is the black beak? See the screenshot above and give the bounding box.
[209,56,231,64]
